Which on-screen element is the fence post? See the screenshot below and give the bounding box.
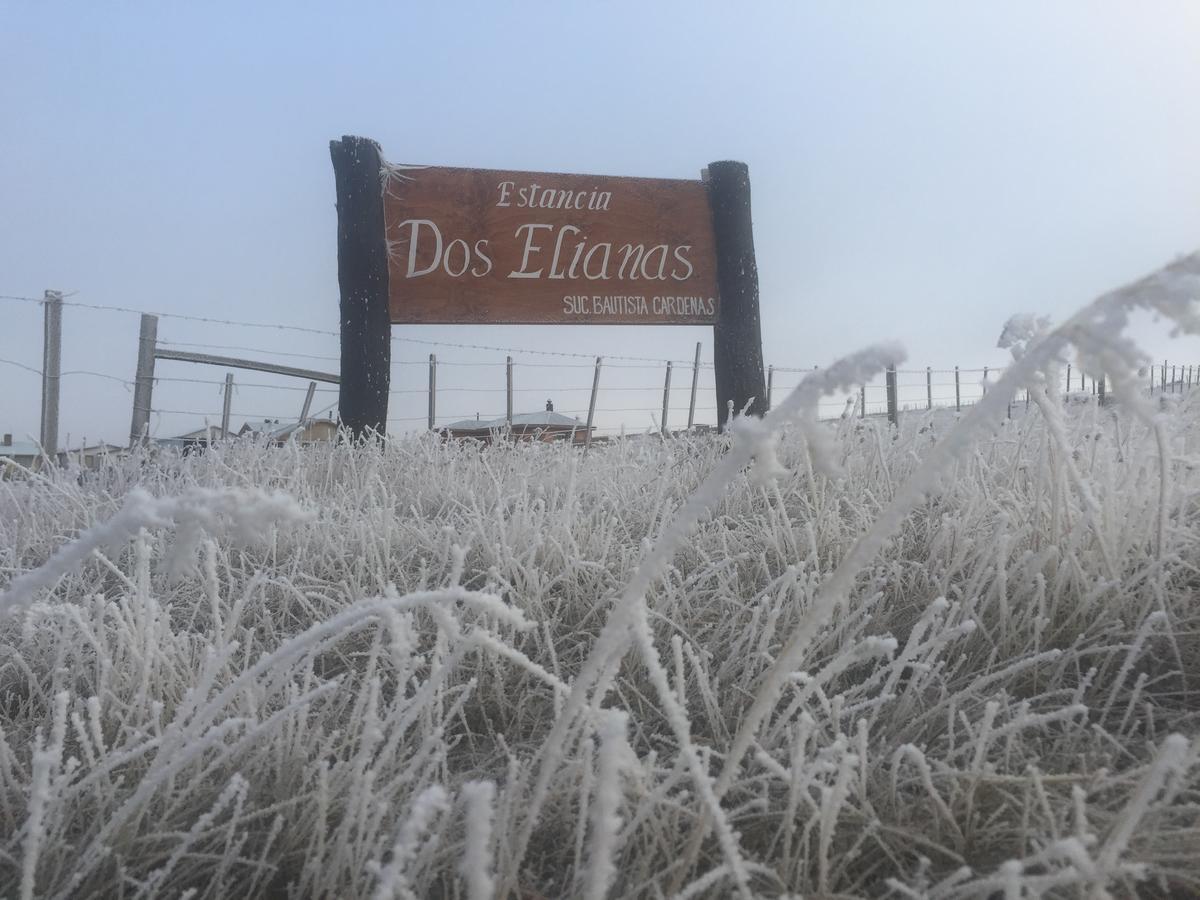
[39,290,63,460]
[427,354,437,430]
[1161,360,1167,394]
[1080,368,1085,392]
[954,366,961,412]
[1065,363,1071,398]
[1171,365,1177,393]
[661,361,672,437]
[687,342,701,429]
[299,381,316,424]
[885,367,898,427]
[982,366,989,395]
[586,356,602,448]
[221,373,234,438]
[1098,373,1106,406]
[129,313,159,447]
[1148,365,1153,395]
[860,384,866,419]
[766,365,774,412]
[506,356,513,432]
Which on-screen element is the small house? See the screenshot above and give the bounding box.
[442,401,590,444]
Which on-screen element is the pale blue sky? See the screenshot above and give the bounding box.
[3,2,1199,444]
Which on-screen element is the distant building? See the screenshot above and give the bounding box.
[1,433,43,472]
[72,443,126,470]
[442,401,590,444]
[238,418,339,444]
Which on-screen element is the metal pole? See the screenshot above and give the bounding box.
[585,356,601,448]
[661,361,673,437]
[129,313,159,447]
[506,356,513,432]
[427,353,436,430]
[954,366,961,412]
[220,373,234,438]
[926,366,932,410]
[766,365,774,412]
[687,341,701,429]
[299,381,316,424]
[885,367,898,427]
[39,291,63,461]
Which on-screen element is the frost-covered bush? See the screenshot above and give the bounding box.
[2,254,1199,898]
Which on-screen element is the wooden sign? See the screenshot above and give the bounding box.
[382,165,720,325]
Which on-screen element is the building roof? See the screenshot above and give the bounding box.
[0,439,43,458]
[443,411,586,431]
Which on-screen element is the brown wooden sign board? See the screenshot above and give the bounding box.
[382,165,720,325]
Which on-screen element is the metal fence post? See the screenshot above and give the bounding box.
[886,367,898,426]
[40,290,63,460]
[427,353,437,430]
[129,313,159,447]
[505,356,513,432]
[954,366,961,412]
[687,342,701,429]
[926,366,932,410]
[661,361,672,437]
[586,356,601,448]
[221,373,234,438]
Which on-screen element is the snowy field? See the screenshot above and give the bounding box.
[0,387,1197,899]
[2,257,1200,899]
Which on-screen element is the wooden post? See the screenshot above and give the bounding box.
[585,356,601,448]
[40,290,63,459]
[687,342,701,429]
[661,361,673,437]
[1171,365,1177,393]
[1098,373,1106,406]
[860,384,866,419]
[954,366,961,412]
[129,313,159,447]
[885,367,898,426]
[983,366,989,395]
[705,161,766,432]
[1162,360,1167,394]
[221,373,234,438]
[299,381,316,423]
[766,365,774,412]
[926,366,932,410]
[506,356,514,431]
[330,135,390,439]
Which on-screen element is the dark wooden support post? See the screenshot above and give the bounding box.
[706,161,766,432]
[330,135,390,439]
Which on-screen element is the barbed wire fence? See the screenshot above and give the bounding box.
[3,291,1198,458]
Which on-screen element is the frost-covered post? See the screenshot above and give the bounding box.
[661,361,672,437]
[859,383,866,419]
[129,313,158,447]
[586,356,601,447]
[766,365,774,411]
[220,373,234,438]
[427,354,437,430]
[40,290,63,460]
[885,367,898,426]
[1098,373,1106,406]
[705,161,766,432]
[925,366,932,410]
[330,135,390,439]
[505,356,514,433]
[687,342,701,429]
[954,366,961,411]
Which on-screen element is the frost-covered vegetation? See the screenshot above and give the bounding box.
[2,256,1200,899]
